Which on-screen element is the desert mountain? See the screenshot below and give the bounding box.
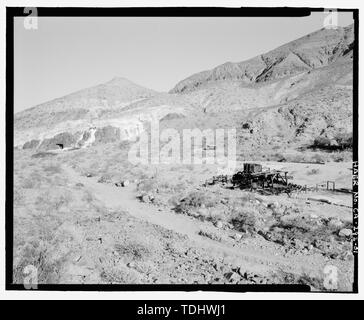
[14,77,184,150]
[15,24,353,157]
[15,77,157,131]
[170,25,353,93]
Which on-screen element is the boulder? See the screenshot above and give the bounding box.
[328,218,343,228]
[339,228,352,237]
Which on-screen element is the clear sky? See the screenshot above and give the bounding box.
[14,12,354,112]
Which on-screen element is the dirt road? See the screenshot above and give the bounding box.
[62,165,351,285]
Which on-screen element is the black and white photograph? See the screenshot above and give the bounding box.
[2,1,362,301]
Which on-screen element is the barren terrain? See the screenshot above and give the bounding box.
[13,24,355,291]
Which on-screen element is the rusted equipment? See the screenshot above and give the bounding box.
[205,163,350,197]
[207,163,299,195]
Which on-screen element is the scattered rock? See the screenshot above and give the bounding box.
[197,208,208,217]
[341,251,354,261]
[293,239,305,250]
[122,180,130,187]
[238,268,246,278]
[98,175,111,183]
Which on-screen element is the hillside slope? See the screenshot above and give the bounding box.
[170,25,353,94]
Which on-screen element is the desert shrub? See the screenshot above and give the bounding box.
[22,178,38,189]
[313,136,331,148]
[288,153,306,163]
[34,190,72,214]
[310,153,325,163]
[98,173,112,183]
[43,164,63,175]
[270,153,286,162]
[272,217,352,245]
[31,152,57,159]
[14,188,24,206]
[176,191,218,210]
[307,168,320,175]
[277,270,327,291]
[100,263,141,284]
[334,132,352,149]
[198,229,222,242]
[311,132,352,151]
[137,179,158,194]
[333,153,345,162]
[114,241,151,261]
[118,140,132,150]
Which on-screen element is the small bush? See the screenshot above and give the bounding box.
[307,168,320,175]
[310,153,325,163]
[277,270,327,291]
[230,211,257,232]
[229,202,260,232]
[174,191,218,213]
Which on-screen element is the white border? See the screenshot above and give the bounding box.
[0,0,362,300]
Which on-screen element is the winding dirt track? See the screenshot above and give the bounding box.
[63,165,332,276]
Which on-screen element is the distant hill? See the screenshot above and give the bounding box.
[15,77,158,131]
